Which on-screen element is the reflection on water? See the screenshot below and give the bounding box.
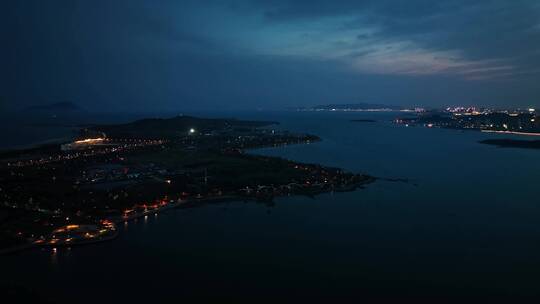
[50,248,58,266]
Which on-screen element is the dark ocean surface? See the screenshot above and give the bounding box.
[2,111,540,302]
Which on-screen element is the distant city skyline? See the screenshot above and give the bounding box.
[2,0,540,112]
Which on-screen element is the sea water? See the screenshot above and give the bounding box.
[2,111,540,301]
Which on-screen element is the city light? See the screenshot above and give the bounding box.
[74,137,105,144]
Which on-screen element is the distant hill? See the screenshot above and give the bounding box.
[299,103,402,111]
[24,102,82,112]
[87,115,278,139]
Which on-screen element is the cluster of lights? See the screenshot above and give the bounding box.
[73,137,106,144]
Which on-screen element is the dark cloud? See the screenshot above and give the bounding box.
[1,0,539,111]
[260,1,540,60]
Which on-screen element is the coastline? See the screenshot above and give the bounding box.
[0,179,376,255]
[480,130,540,136]
[0,118,377,254]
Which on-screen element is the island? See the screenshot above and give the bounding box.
[0,115,375,253]
[479,139,540,149]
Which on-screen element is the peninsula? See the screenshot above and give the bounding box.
[0,116,375,253]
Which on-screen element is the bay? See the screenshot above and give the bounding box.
[2,111,540,301]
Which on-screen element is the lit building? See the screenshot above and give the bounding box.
[61,137,107,151]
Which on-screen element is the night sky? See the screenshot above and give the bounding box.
[2,0,540,112]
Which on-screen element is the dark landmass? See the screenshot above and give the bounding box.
[479,139,540,149]
[350,119,376,123]
[0,115,374,253]
[299,103,402,111]
[87,115,278,139]
[395,111,540,134]
[24,122,83,128]
[24,102,82,112]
